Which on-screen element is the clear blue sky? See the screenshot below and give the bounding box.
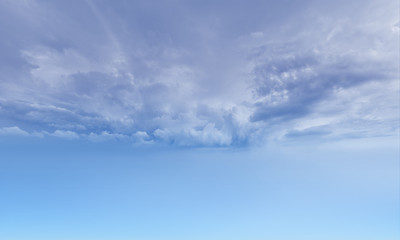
[0,0,399,239]
[0,137,399,240]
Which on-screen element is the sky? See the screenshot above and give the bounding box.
[0,0,399,239]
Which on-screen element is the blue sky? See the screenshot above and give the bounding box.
[0,0,399,239]
[1,137,399,240]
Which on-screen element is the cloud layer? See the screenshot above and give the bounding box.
[0,0,398,146]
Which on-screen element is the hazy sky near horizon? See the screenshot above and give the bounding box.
[0,136,399,240]
[0,0,399,239]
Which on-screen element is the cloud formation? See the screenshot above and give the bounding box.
[0,0,398,146]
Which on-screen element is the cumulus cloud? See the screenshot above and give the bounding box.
[0,0,398,146]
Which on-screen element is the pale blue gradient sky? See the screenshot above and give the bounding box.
[0,137,399,240]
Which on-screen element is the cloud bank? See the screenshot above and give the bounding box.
[0,0,398,146]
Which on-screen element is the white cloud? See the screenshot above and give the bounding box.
[0,126,29,136]
[87,131,129,142]
[50,130,80,139]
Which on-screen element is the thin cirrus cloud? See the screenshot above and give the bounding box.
[0,0,398,146]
